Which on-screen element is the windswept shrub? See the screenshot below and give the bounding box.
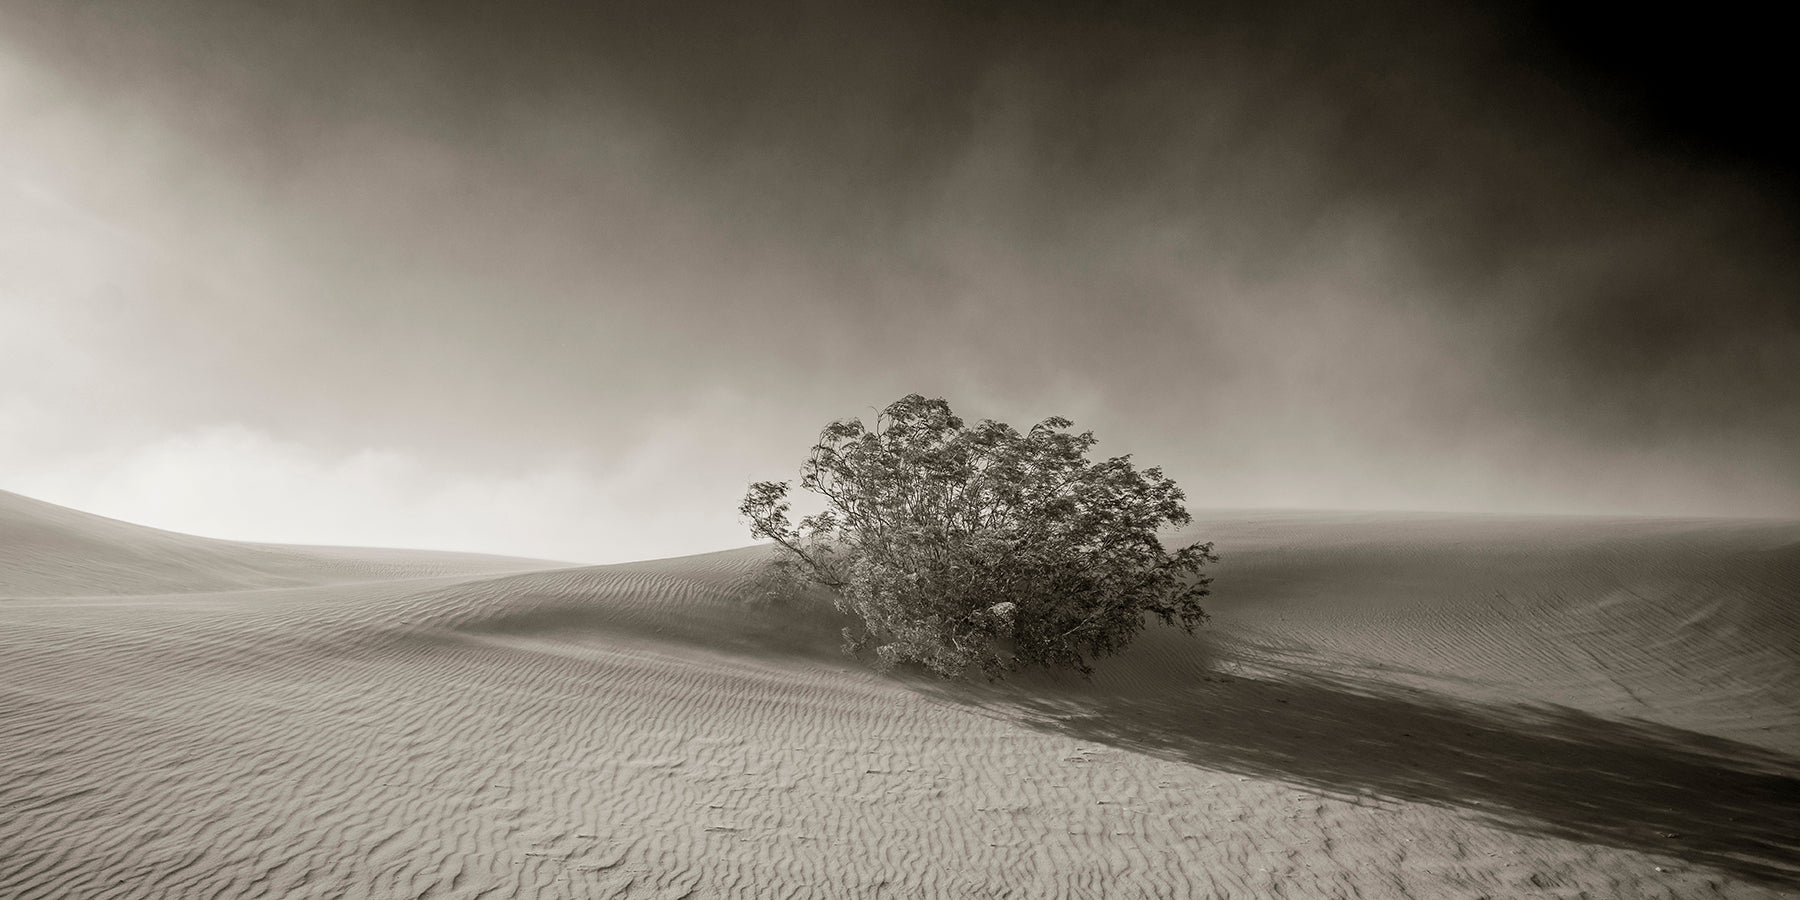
[741,394,1214,678]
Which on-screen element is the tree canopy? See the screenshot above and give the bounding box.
[741,394,1215,678]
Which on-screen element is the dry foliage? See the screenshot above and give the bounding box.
[742,395,1214,678]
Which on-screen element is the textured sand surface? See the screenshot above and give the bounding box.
[3,491,1797,898]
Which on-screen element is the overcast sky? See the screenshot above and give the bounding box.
[3,0,1796,563]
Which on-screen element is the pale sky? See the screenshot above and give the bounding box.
[3,0,1796,563]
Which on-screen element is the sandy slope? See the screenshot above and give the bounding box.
[0,490,568,596]
[2,493,1796,898]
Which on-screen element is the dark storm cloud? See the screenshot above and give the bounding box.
[5,0,1797,549]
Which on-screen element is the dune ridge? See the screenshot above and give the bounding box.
[3,493,1797,898]
[0,489,569,598]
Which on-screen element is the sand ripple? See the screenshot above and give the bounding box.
[4,499,1798,897]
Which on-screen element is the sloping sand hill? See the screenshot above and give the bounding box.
[2,492,1796,898]
[0,489,568,596]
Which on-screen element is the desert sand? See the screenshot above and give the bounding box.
[2,489,1796,898]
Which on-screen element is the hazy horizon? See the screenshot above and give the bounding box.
[5,0,1796,563]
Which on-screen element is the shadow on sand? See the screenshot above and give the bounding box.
[916,640,1800,889]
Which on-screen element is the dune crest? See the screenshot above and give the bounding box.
[0,489,569,597]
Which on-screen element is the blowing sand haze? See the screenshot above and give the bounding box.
[6,0,1799,895]
[3,490,1797,898]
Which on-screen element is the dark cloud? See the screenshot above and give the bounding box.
[4,0,1797,549]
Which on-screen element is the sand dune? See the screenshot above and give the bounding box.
[0,490,567,597]
[2,493,1797,897]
